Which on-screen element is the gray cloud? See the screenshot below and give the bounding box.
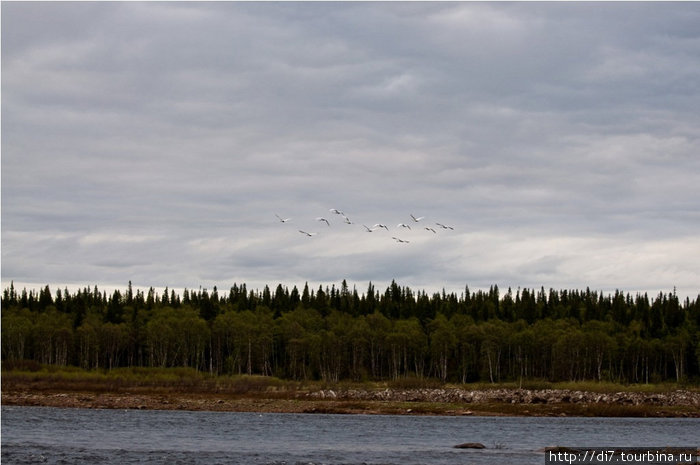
[2,2,699,298]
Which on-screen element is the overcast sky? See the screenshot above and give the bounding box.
[2,2,699,299]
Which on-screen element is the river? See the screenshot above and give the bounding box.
[1,406,698,464]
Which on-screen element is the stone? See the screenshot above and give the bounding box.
[454,442,486,449]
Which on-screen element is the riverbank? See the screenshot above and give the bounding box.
[3,369,699,417]
[4,388,700,417]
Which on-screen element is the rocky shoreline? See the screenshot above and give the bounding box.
[3,387,699,417]
[308,387,700,407]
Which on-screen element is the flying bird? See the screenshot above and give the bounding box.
[410,214,425,222]
[316,217,331,226]
[397,223,412,230]
[275,214,291,223]
[329,208,344,215]
[372,223,389,231]
[299,230,317,237]
[362,224,375,232]
[342,215,353,224]
[424,227,437,234]
[436,222,454,230]
[392,237,410,243]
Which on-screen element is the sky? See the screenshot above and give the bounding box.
[2,2,700,300]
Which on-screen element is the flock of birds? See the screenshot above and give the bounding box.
[275,209,454,244]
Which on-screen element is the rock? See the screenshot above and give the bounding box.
[454,442,486,449]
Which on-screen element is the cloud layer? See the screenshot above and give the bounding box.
[3,2,699,298]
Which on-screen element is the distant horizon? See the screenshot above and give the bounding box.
[3,279,696,302]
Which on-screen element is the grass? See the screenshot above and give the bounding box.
[2,365,696,394]
[2,364,700,416]
[1,366,300,395]
[446,380,699,394]
[2,364,698,417]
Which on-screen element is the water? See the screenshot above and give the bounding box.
[2,406,698,464]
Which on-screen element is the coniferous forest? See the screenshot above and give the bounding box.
[2,281,699,384]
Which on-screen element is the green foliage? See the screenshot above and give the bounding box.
[2,281,699,385]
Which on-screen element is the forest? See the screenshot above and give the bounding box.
[2,280,699,384]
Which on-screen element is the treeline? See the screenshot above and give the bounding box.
[2,280,699,384]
